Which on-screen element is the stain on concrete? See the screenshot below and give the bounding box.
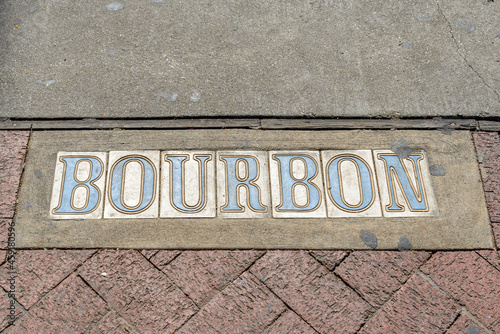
[107,2,124,11]
[391,139,416,159]
[398,235,413,251]
[156,93,178,104]
[458,21,476,32]
[152,0,166,3]
[190,89,202,102]
[360,230,378,249]
[430,164,446,176]
[34,170,42,179]
[467,324,481,334]
[105,50,116,57]
[402,42,414,48]
[416,14,432,22]
[36,80,56,87]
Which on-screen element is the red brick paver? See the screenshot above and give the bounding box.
[421,251,500,329]
[310,250,349,271]
[335,251,431,307]
[359,273,460,334]
[265,310,317,334]
[88,311,137,334]
[4,274,108,334]
[145,249,182,270]
[446,313,486,334]
[78,250,197,333]
[0,249,94,309]
[251,251,373,334]
[178,271,286,334]
[164,250,264,307]
[473,132,500,222]
[0,131,29,218]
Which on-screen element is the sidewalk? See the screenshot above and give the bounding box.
[0,130,499,333]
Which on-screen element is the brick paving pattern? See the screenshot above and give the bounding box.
[1,130,500,333]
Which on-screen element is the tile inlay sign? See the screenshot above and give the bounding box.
[15,130,493,250]
[49,150,436,219]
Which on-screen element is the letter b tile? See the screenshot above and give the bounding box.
[269,151,327,218]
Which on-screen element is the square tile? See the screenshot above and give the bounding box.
[217,151,271,218]
[373,150,438,217]
[269,151,327,218]
[104,151,160,219]
[322,150,382,217]
[161,151,216,218]
[50,152,108,220]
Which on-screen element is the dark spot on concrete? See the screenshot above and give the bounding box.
[416,14,432,22]
[441,127,453,135]
[24,202,33,209]
[398,235,413,251]
[34,170,42,179]
[360,230,378,249]
[429,164,446,176]
[391,139,416,159]
[467,324,481,334]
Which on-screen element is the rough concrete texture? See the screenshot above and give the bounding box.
[1,1,499,118]
[473,132,500,222]
[421,251,500,328]
[0,131,29,218]
[334,251,431,307]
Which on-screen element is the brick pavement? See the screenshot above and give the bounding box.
[1,130,499,333]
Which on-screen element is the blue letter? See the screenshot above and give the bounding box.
[108,156,157,214]
[377,153,428,212]
[220,156,267,212]
[166,155,211,213]
[327,155,375,212]
[273,155,321,212]
[53,156,104,214]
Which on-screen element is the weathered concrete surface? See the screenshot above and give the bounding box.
[14,129,493,249]
[1,1,498,119]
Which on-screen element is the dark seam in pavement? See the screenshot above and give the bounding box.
[259,307,289,334]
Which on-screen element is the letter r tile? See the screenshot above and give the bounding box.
[373,150,438,217]
[161,151,216,218]
[104,151,160,219]
[217,151,271,218]
[321,150,382,218]
[269,151,327,218]
[50,152,108,220]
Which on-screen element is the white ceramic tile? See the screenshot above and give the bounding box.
[104,151,160,219]
[269,151,327,218]
[50,151,108,219]
[373,150,438,217]
[217,151,271,218]
[160,151,216,218]
[321,150,382,217]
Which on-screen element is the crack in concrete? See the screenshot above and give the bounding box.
[436,0,500,104]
